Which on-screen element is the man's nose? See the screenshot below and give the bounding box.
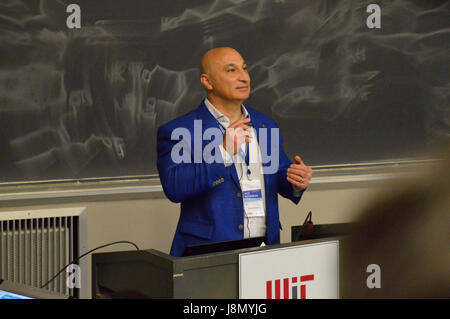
[238,69,250,82]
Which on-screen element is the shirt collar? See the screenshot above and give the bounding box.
[204,98,249,129]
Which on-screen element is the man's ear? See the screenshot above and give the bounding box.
[200,74,213,91]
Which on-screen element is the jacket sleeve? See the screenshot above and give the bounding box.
[157,124,228,203]
[276,127,304,205]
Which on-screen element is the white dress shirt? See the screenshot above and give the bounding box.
[204,98,267,238]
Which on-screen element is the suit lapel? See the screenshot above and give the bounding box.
[198,101,241,190]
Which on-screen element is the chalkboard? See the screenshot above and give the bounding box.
[0,0,449,183]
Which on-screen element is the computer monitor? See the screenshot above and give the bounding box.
[182,236,265,257]
[0,279,70,299]
[291,223,354,242]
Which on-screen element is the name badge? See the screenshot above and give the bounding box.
[242,179,265,218]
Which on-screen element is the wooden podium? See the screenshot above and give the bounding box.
[92,236,345,299]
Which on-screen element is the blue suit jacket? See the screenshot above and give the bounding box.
[157,101,304,257]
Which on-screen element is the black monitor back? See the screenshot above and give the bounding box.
[182,236,265,257]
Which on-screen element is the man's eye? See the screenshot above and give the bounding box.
[227,69,235,72]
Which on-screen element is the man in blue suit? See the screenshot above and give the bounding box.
[157,47,313,257]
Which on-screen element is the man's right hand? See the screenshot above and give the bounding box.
[222,118,253,156]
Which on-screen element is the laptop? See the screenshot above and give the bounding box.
[182,236,265,257]
[0,279,70,299]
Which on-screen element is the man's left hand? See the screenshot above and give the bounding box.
[287,155,313,191]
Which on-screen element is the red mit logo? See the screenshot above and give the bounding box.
[266,274,315,299]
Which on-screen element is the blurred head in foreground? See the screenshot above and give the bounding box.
[342,143,450,298]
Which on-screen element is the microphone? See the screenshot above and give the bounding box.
[294,211,314,242]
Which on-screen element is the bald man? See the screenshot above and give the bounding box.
[157,47,312,257]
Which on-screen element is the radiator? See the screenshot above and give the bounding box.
[0,207,88,298]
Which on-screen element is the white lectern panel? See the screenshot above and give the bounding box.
[239,240,339,299]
